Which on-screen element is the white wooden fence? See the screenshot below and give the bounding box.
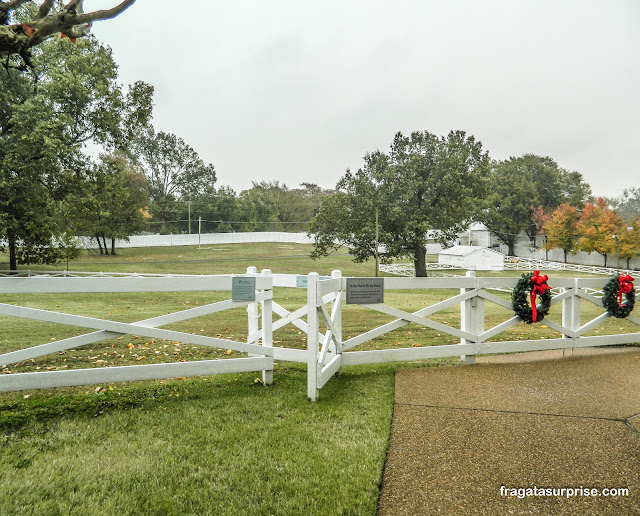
[0,274,274,391]
[303,271,640,400]
[1,270,638,400]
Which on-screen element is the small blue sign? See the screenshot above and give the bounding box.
[232,277,256,301]
[296,275,331,288]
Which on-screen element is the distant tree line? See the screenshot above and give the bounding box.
[310,136,640,275]
[145,180,332,236]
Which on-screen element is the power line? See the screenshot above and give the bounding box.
[146,219,310,225]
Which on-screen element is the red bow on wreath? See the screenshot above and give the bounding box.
[530,270,551,322]
[617,274,634,306]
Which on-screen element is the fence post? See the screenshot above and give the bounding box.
[261,269,274,385]
[331,270,343,374]
[562,278,581,351]
[246,266,259,347]
[460,270,481,364]
[307,272,320,401]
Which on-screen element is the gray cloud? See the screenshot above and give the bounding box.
[89,0,640,197]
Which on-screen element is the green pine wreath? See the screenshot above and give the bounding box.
[512,272,552,324]
[602,275,635,319]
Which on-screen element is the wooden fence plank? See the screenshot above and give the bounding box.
[0,357,273,392]
[0,304,272,356]
[0,275,271,294]
[363,303,476,341]
[318,354,342,388]
[341,343,476,365]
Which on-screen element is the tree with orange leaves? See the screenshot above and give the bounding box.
[575,198,625,267]
[543,204,580,263]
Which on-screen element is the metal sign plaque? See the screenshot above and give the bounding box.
[346,278,384,304]
[232,277,256,301]
[296,275,330,288]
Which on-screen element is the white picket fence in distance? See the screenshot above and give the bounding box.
[77,232,315,249]
[380,256,639,278]
[1,269,639,400]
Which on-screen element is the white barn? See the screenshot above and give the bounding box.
[438,246,504,271]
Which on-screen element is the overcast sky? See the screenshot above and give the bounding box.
[88,0,639,198]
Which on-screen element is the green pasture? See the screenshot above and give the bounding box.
[0,243,637,515]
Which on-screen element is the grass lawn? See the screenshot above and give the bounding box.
[0,243,637,514]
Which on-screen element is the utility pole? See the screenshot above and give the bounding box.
[188,201,192,234]
[375,209,379,277]
[198,216,202,249]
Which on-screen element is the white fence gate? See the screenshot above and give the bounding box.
[304,272,640,401]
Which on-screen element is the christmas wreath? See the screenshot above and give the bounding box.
[602,274,635,319]
[512,270,552,324]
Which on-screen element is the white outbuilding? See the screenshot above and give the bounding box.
[438,246,505,271]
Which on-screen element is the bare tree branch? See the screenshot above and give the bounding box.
[74,0,137,23]
[0,0,137,67]
[36,0,56,20]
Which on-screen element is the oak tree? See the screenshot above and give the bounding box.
[575,198,624,267]
[130,128,216,229]
[311,130,491,276]
[0,35,151,270]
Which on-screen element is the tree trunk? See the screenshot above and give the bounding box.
[8,231,17,273]
[508,240,515,257]
[101,233,108,255]
[96,234,104,255]
[627,257,631,270]
[414,242,427,277]
[110,238,116,255]
[563,249,568,263]
[544,238,549,260]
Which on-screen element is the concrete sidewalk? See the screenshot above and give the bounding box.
[377,347,640,515]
